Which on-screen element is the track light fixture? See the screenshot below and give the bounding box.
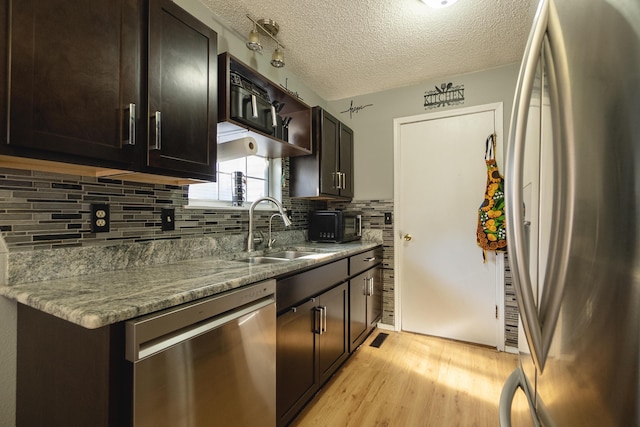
[245,15,286,68]
[245,24,263,52]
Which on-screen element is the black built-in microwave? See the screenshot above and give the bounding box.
[308,210,362,243]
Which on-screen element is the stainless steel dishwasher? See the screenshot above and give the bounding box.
[125,279,276,427]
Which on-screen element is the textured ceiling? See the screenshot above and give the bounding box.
[199,0,538,101]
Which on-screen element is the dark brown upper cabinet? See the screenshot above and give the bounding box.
[290,107,354,199]
[218,53,312,158]
[0,0,217,182]
[3,0,142,167]
[146,0,217,180]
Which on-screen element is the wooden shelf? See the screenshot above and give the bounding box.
[217,52,312,158]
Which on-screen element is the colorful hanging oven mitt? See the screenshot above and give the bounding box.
[477,133,507,261]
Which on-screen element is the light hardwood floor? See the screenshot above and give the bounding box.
[291,331,532,427]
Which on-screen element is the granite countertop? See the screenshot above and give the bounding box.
[0,241,380,329]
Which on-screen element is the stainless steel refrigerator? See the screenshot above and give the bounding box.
[499,0,640,425]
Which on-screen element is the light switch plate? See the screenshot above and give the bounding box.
[161,208,175,231]
[384,212,392,225]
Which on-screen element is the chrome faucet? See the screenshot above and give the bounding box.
[268,213,282,249]
[247,197,292,252]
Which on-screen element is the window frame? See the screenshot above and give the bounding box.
[187,157,282,209]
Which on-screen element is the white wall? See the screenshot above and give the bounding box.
[326,64,521,200]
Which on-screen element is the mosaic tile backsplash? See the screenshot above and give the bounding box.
[0,167,322,251]
[0,164,516,345]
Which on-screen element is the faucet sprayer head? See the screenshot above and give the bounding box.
[281,212,292,227]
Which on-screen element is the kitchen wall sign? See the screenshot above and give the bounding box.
[341,99,374,119]
[424,82,465,109]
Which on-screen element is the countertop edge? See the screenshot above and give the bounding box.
[0,242,382,329]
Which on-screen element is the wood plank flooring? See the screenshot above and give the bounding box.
[291,331,532,426]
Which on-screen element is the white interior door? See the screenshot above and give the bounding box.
[395,104,503,348]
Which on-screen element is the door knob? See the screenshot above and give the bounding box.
[403,234,412,241]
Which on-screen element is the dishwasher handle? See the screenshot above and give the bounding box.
[126,279,275,362]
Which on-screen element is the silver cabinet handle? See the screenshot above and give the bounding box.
[124,103,136,146]
[314,306,326,335]
[363,277,374,296]
[150,111,162,150]
[322,306,327,334]
[341,172,347,189]
[363,277,368,296]
[314,306,327,335]
[363,257,376,262]
[314,306,321,334]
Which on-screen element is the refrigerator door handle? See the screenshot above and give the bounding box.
[499,369,542,427]
[505,0,549,372]
[506,0,574,373]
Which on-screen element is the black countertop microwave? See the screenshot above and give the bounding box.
[308,210,362,243]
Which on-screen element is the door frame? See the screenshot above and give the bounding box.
[392,102,505,351]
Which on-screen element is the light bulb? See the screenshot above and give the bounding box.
[421,0,459,8]
[271,47,285,68]
[246,28,263,51]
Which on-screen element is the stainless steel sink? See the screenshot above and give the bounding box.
[264,250,318,259]
[240,256,289,264]
[238,249,335,264]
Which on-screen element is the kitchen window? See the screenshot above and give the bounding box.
[188,157,282,208]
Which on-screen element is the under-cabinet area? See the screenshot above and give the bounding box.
[5,243,382,427]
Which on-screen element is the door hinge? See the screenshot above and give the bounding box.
[495,305,499,319]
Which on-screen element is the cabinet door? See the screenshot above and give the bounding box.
[318,281,349,384]
[367,266,383,328]
[318,109,340,196]
[276,298,318,427]
[349,271,368,352]
[147,0,217,179]
[339,123,354,198]
[6,0,141,165]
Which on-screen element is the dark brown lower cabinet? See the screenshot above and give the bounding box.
[276,281,348,427]
[349,265,383,352]
[16,304,129,427]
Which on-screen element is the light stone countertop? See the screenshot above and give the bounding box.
[0,241,380,329]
